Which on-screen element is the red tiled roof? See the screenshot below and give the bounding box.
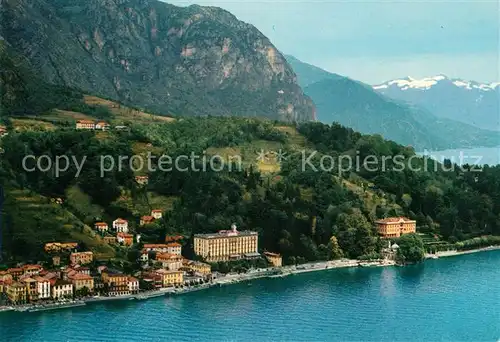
[117,232,133,238]
[43,273,59,280]
[23,264,43,270]
[375,217,414,223]
[114,218,128,224]
[156,253,182,261]
[20,276,36,283]
[144,244,169,248]
[165,235,183,242]
[165,242,181,247]
[34,276,50,283]
[68,273,93,280]
[95,222,108,227]
[77,120,95,124]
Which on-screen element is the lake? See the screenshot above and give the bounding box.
[1,250,499,341]
[419,146,500,166]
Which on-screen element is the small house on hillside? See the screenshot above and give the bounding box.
[113,218,128,233]
[151,210,163,219]
[140,215,155,226]
[76,120,95,130]
[135,175,149,185]
[95,121,110,131]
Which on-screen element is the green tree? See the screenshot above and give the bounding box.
[335,209,377,258]
[396,233,425,264]
[327,236,343,260]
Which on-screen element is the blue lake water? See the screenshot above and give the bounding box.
[1,250,499,341]
[419,146,500,166]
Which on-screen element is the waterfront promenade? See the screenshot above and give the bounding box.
[2,245,499,314]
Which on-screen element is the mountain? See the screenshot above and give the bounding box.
[373,76,500,130]
[0,0,314,121]
[285,55,343,88]
[0,40,87,117]
[287,56,500,150]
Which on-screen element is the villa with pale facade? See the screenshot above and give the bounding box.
[375,217,417,238]
[193,224,259,262]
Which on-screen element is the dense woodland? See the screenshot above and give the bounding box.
[1,111,500,266]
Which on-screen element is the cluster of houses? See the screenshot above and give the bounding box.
[0,251,139,305]
[93,209,162,246]
[1,223,291,305]
[1,239,215,305]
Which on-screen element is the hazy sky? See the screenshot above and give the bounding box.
[165,0,499,84]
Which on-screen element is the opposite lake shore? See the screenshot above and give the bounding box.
[2,245,500,314]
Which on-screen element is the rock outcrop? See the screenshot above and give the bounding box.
[1,0,314,121]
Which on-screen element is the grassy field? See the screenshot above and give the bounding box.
[130,142,165,174]
[5,189,116,260]
[42,109,96,121]
[341,177,402,216]
[112,189,178,218]
[83,95,175,125]
[13,95,176,128]
[11,118,57,131]
[275,125,308,149]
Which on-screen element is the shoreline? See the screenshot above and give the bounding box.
[1,245,499,314]
[424,245,500,259]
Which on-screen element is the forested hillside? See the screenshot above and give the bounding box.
[1,109,499,265]
[1,32,499,266]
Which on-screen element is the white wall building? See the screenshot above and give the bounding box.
[128,277,139,294]
[52,280,73,300]
[113,218,129,233]
[35,277,51,299]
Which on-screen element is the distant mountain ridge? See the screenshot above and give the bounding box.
[286,56,500,150]
[285,55,343,88]
[374,75,500,92]
[1,0,314,121]
[373,75,500,130]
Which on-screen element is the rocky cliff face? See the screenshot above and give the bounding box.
[1,0,314,121]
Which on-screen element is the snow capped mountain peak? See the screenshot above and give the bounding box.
[373,75,448,90]
[373,75,500,92]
